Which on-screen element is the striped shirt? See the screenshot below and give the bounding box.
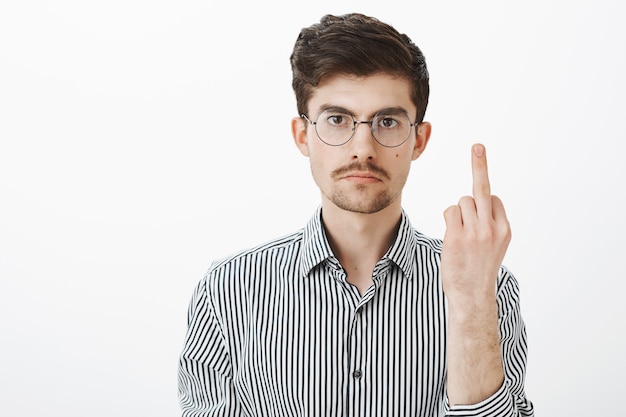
[178,208,534,416]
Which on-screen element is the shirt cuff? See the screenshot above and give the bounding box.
[444,382,515,417]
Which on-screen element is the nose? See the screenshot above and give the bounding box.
[349,121,377,160]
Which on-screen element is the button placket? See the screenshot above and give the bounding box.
[346,302,367,414]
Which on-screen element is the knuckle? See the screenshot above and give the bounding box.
[443,205,458,220]
[500,223,512,241]
[477,226,495,242]
[478,184,491,194]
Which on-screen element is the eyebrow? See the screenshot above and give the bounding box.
[315,104,411,118]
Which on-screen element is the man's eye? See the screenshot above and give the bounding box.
[378,117,399,129]
[327,114,350,127]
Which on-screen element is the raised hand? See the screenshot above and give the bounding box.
[441,143,509,405]
[441,143,511,302]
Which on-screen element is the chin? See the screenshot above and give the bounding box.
[332,196,394,214]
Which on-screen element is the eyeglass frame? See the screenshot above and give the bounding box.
[300,108,421,148]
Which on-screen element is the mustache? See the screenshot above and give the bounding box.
[331,161,390,180]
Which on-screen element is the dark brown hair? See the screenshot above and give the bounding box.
[290,13,430,122]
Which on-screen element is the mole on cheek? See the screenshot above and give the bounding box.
[395,154,399,158]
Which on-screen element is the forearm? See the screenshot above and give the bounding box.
[446,295,504,406]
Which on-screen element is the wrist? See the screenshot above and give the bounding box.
[447,296,499,328]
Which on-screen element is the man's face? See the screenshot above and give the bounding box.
[292,73,431,215]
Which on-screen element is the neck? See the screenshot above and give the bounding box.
[321,198,402,294]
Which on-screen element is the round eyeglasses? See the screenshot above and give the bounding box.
[301,108,419,148]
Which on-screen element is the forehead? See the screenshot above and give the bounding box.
[308,73,415,117]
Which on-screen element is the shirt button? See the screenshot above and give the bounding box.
[353,370,362,379]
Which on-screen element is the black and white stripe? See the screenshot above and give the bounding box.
[178,208,534,416]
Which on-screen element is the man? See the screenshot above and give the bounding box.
[178,13,534,416]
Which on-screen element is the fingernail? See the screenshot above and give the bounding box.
[473,144,484,157]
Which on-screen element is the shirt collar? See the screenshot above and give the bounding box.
[299,207,335,279]
[299,207,418,280]
[383,208,418,280]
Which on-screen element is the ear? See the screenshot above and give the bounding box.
[412,121,432,161]
[292,116,310,157]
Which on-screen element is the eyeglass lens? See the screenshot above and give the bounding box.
[314,109,412,147]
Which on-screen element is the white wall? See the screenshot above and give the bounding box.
[1,0,624,415]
